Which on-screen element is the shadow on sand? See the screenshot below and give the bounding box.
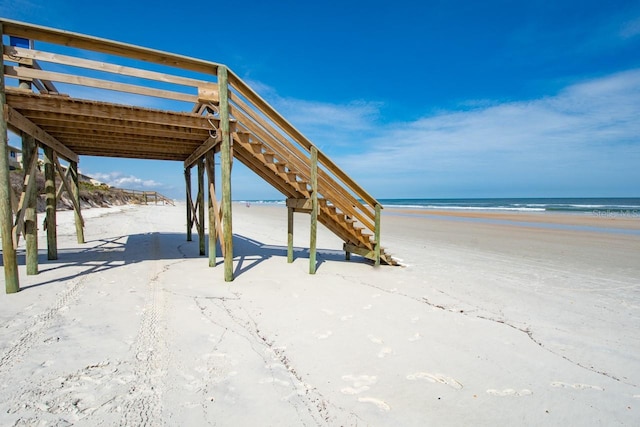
[6,232,369,291]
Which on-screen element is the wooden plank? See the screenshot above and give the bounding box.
[5,65,200,103]
[209,181,225,258]
[184,136,219,169]
[43,145,57,260]
[5,105,78,162]
[4,45,219,91]
[286,198,313,210]
[1,18,221,76]
[53,156,84,227]
[309,147,318,274]
[343,243,376,261]
[218,65,234,282]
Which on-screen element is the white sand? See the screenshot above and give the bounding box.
[1,203,639,426]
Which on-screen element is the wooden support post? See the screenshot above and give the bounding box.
[309,147,318,274]
[205,150,216,266]
[197,157,205,256]
[69,161,84,244]
[22,134,38,275]
[0,22,20,293]
[43,146,57,260]
[185,167,192,241]
[287,207,294,263]
[218,65,234,282]
[374,204,381,267]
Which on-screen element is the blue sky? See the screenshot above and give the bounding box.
[2,0,639,199]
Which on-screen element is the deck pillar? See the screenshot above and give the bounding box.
[69,161,84,243]
[374,203,381,266]
[218,65,234,282]
[205,150,216,266]
[197,157,205,256]
[185,166,192,241]
[0,22,20,293]
[22,133,38,275]
[287,207,294,263]
[309,147,318,274]
[43,146,57,260]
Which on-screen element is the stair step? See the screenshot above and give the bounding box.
[286,172,298,181]
[275,162,287,173]
[249,141,263,154]
[235,131,251,144]
[263,151,275,163]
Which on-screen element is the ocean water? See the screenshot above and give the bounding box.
[377,198,640,216]
[241,197,640,216]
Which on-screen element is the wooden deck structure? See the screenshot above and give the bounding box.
[0,18,396,294]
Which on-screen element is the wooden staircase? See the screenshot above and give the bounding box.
[229,120,397,266]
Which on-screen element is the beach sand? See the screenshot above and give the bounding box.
[1,203,639,426]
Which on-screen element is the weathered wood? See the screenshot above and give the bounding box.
[1,18,221,76]
[5,65,200,103]
[309,147,318,275]
[11,148,39,249]
[22,135,38,275]
[218,65,233,282]
[185,167,192,241]
[43,145,57,260]
[374,204,381,267]
[53,156,84,229]
[0,22,20,293]
[197,157,205,256]
[5,105,78,162]
[4,45,219,91]
[69,161,84,244]
[184,136,219,169]
[205,150,216,266]
[286,198,313,211]
[343,243,376,261]
[287,207,294,263]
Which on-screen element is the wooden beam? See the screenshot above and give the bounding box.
[69,161,84,244]
[218,66,234,282]
[205,150,217,265]
[5,105,78,162]
[184,136,219,169]
[4,65,200,103]
[197,157,205,256]
[374,204,381,267]
[309,147,318,275]
[343,243,376,261]
[185,167,192,241]
[11,147,39,249]
[0,22,19,293]
[22,135,38,275]
[43,145,57,260]
[4,45,219,92]
[1,18,221,76]
[287,207,294,263]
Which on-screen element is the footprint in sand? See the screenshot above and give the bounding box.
[550,381,603,391]
[407,372,463,390]
[358,397,391,412]
[315,330,333,340]
[341,374,377,395]
[408,333,421,342]
[486,388,533,396]
[377,347,394,358]
[367,334,383,344]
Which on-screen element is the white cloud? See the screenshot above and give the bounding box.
[90,171,163,190]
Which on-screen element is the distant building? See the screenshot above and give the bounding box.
[7,145,22,170]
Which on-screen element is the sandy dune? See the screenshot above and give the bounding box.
[1,203,638,426]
